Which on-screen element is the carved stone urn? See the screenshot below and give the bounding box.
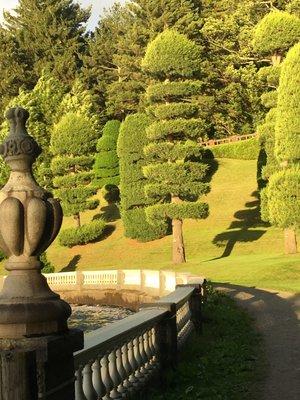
[0,107,71,338]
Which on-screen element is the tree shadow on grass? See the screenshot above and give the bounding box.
[212,191,269,259]
[93,203,121,223]
[214,283,300,400]
[61,254,81,272]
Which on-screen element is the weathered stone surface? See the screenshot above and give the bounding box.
[0,107,69,338]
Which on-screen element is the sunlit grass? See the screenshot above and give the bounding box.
[1,158,299,292]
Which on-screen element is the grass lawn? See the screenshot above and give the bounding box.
[1,158,299,292]
[144,291,264,400]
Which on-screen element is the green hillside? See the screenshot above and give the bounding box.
[2,158,299,292]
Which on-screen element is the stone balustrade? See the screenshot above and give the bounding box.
[73,279,205,400]
[0,269,197,309]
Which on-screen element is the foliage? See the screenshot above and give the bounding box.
[142,29,201,78]
[210,138,260,160]
[51,113,99,221]
[0,72,65,189]
[262,166,300,229]
[40,252,55,274]
[58,79,100,133]
[59,219,106,247]
[1,0,89,86]
[252,11,300,56]
[94,120,121,188]
[275,42,300,162]
[117,113,168,241]
[142,30,209,229]
[147,292,262,400]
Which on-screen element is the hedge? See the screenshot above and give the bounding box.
[118,113,168,241]
[59,219,106,247]
[94,120,121,188]
[210,138,259,160]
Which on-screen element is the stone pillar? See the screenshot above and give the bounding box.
[0,107,83,400]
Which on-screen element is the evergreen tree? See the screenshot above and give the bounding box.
[142,30,209,264]
[82,3,130,123]
[263,43,300,254]
[252,10,300,64]
[2,0,89,86]
[58,78,100,132]
[94,120,121,188]
[83,0,203,121]
[117,113,168,241]
[51,112,99,228]
[0,72,65,189]
[200,0,271,137]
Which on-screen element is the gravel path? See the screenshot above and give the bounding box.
[216,284,300,400]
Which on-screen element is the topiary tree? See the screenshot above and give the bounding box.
[93,120,121,189]
[51,112,99,228]
[117,113,168,242]
[252,11,300,64]
[142,30,210,264]
[263,42,300,254]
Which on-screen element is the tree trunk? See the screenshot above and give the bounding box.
[74,213,81,228]
[171,196,186,264]
[271,52,282,66]
[284,228,297,254]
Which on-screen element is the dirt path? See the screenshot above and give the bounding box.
[216,284,300,400]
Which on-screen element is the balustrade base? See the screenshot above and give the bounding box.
[0,329,83,400]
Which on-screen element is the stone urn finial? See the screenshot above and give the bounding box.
[0,107,71,339]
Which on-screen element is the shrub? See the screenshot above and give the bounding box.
[40,252,55,273]
[94,120,121,189]
[51,112,99,227]
[210,138,259,160]
[275,42,300,163]
[118,113,168,241]
[122,208,168,242]
[59,219,106,247]
[263,166,300,228]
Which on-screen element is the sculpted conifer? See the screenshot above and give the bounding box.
[94,120,121,188]
[51,113,99,228]
[263,43,300,254]
[142,30,209,263]
[117,113,168,242]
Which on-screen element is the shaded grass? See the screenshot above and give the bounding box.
[1,159,299,292]
[146,291,264,400]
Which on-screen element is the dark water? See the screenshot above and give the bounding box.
[69,305,133,333]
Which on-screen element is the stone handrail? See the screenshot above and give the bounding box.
[73,280,205,400]
[200,133,256,147]
[0,269,193,300]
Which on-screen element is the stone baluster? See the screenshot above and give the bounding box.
[82,361,98,400]
[92,357,106,399]
[75,367,87,400]
[139,332,149,377]
[116,346,127,396]
[128,338,139,388]
[133,336,145,383]
[102,353,114,400]
[109,349,122,399]
[144,330,154,373]
[121,342,133,394]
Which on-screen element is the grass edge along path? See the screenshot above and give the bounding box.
[144,290,264,400]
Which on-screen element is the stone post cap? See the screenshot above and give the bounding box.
[0,106,41,166]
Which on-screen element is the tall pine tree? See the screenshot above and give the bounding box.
[2,0,89,86]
